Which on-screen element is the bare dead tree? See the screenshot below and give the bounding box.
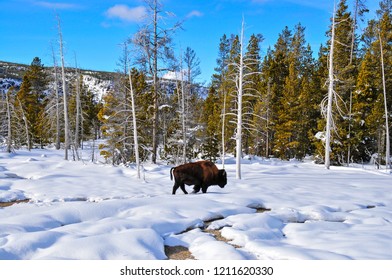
[73,53,81,160]
[235,18,245,179]
[51,44,61,150]
[57,14,70,160]
[131,0,180,163]
[5,88,13,153]
[128,70,141,179]
[379,32,391,170]
[16,96,31,151]
[325,6,337,170]
[228,18,263,179]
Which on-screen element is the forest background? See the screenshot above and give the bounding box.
[1,0,391,172]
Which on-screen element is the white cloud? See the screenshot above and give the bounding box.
[105,5,147,23]
[186,10,203,19]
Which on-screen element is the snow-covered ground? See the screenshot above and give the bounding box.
[1,146,392,260]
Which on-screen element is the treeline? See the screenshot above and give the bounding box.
[205,0,392,166]
[0,57,102,155]
[1,0,391,167]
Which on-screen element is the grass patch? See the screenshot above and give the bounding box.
[164,245,195,260]
[0,199,30,208]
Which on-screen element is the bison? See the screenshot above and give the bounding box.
[170,161,227,195]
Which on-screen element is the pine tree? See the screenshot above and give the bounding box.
[98,88,123,164]
[271,24,317,160]
[315,0,358,166]
[258,49,275,157]
[98,68,149,165]
[267,27,292,158]
[14,57,49,149]
[333,0,357,165]
[81,84,101,141]
[299,44,320,158]
[201,86,221,161]
[274,25,302,159]
[353,21,380,162]
[243,33,263,155]
[225,34,241,154]
[353,0,392,165]
[213,34,231,166]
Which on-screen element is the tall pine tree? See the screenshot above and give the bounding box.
[14,57,49,149]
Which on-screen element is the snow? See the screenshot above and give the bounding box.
[1,147,392,260]
[82,74,112,101]
[162,70,187,81]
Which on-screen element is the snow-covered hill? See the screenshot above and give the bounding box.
[0,61,207,100]
[0,61,114,100]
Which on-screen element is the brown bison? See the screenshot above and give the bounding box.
[170,161,227,195]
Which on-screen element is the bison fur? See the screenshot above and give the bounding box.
[170,161,227,195]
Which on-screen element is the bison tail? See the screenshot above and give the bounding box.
[170,167,175,181]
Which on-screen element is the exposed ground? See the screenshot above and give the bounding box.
[165,207,271,260]
[0,199,30,208]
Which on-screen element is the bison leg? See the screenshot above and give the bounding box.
[180,183,188,194]
[193,185,201,193]
[172,183,179,195]
[172,181,185,195]
[202,186,208,193]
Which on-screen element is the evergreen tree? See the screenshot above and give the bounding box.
[98,88,123,164]
[258,48,275,157]
[213,34,231,165]
[243,33,263,155]
[98,68,148,165]
[299,44,321,158]
[68,75,101,145]
[353,0,392,164]
[333,0,357,165]
[81,84,101,141]
[225,34,241,153]
[315,0,358,165]
[274,24,317,159]
[201,86,221,161]
[212,34,231,89]
[268,27,292,158]
[14,57,49,149]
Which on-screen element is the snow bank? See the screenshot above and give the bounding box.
[1,148,392,259]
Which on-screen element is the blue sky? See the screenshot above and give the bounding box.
[0,0,379,83]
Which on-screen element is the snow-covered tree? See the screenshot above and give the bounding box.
[131,0,180,164]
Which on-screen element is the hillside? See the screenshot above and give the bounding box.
[0,60,207,101]
[0,60,115,100]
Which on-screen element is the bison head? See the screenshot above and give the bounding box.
[218,169,227,188]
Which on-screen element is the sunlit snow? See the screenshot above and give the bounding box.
[1,146,391,260]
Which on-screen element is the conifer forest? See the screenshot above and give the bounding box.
[1,0,391,171]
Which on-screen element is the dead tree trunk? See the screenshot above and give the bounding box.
[57,15,70,160]
[379,32,391,169]
[129,70,141,179]
[5,89,13,153]
[51,45,61,150]
[325,7,336,170]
